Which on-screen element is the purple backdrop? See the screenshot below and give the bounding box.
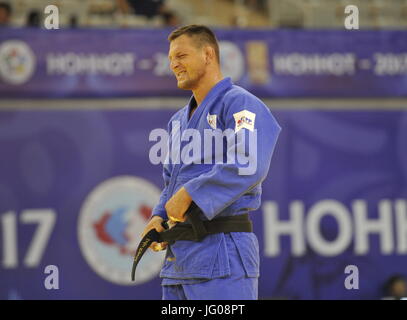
[0,107,406,299]
[1,29,407,98]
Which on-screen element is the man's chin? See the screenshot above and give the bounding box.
[177,79,193,90]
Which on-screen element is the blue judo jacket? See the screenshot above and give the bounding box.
[151,77,281,283]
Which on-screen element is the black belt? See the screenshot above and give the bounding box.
[131,202,252,281]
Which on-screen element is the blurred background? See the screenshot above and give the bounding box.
[0,0,407,300]
[2,0,407,29]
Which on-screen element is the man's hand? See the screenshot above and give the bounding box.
[165,187,192,223]
[140,215,168,251]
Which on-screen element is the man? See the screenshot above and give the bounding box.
[0,2,11,27]
[141,25,281,300]
[382,275,407,300]
[116,0,168,19]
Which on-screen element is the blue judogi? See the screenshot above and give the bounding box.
[151,77,281,299]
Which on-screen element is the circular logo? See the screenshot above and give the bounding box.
[0,40,36,85]
[219,41,245,82]
[78,176,165,285]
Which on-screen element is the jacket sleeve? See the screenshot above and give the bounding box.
[151,162,171,220]
[183,92,281,220]
[151,116,175,220]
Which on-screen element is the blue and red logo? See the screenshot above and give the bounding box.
[78,176,165,285]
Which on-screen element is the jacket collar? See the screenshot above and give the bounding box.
[186,77,233,124]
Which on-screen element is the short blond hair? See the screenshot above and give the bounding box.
[168,24,220,64]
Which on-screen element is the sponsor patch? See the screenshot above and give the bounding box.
[207,113,217,129]
[233,109,256,132]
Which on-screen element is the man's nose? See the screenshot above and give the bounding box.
[170,59,180,71]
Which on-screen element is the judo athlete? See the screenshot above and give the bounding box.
[141,25,281,300]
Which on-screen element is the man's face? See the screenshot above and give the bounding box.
[391,279,407,298]
[0,8,9,25]
[168,34,207,90]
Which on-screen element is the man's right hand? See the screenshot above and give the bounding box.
[140,215,168,251]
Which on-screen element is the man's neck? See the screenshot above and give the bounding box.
[192,74,223,106]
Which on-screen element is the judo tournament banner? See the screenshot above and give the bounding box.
[1,28,407,98]
[0,107,406,300]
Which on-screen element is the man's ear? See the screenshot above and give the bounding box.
[204,46,215,65]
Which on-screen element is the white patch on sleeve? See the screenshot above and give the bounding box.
[207,113,217,129]
[233,109,256,133]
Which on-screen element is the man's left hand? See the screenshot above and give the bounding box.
[165,187,192,223]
